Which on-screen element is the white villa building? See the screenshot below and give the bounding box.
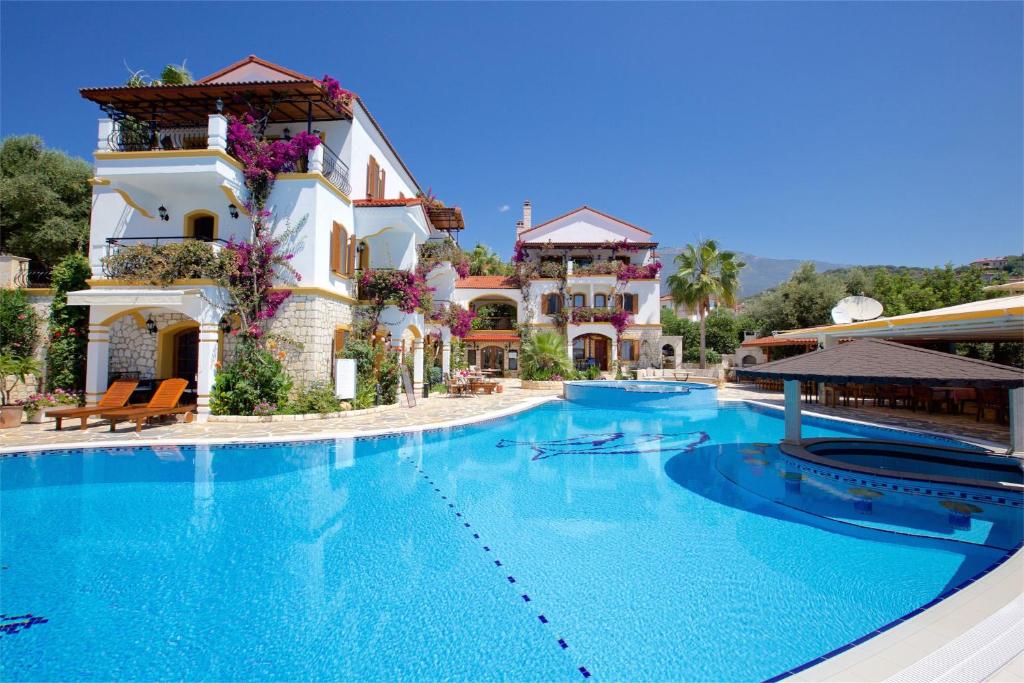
[70,56,464,419]
[451,203,663,374]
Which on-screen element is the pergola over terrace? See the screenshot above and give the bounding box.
[736,338,1024,454]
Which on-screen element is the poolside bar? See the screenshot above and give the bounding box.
[737,339,1024,454]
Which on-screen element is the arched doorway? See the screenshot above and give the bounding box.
[480,346,504,372]
[572,334,611,371]
[173,327,199,385]
[741,354,758,367]
[662,344,676,369]
[185,211,217,241]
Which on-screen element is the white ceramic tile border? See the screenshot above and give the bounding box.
[0,395,563,455]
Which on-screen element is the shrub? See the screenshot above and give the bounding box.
[520,331,570,381]
[210,340,292,415]
[285,382,344,415]
[102,240,236,285]
[683,347,721,364]
[428,366,443,387]
[47,253,90,391]
[0,289,38,358]
[0,353,41,405]
[584,364,602,380]
[342,339,400,408]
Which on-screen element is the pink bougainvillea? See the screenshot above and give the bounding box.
[227,113,320,212]
[320,74,356,113]
[359,269,434,314]
[511,240,527,263]
[569,307,632,335]
[616,261,662,283]
[429,303,476,339]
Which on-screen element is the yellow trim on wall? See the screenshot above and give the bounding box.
[276,172,352,205]
[21,287,53,296]
[87,178,111,186]
[156,320,200,379]
[219,185,251,217]
[781,306,1024,336]
[86,278,221,287]
[93,149,243,171]
[112,189,155,219]
[183,209,219,241]
[272,286,358,305]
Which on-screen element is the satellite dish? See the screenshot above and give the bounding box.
[831,305,853,324]
[836,295,883,321]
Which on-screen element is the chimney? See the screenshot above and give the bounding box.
[515,219,524,236]
[522,200,532,231]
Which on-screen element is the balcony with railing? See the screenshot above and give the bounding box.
[107,124,208,152]
[314,143,352,195]
[101,236,232,282]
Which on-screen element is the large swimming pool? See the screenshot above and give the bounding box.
[2,385,1021,681]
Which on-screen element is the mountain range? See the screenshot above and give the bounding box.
[657,248,849,298]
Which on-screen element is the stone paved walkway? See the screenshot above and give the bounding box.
[1,382,1012,454]
[0,387,562,453]
[720,384,1012,451]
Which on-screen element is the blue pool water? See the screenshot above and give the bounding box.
[2,389,1020,681]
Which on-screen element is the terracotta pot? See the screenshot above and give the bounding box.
[0,405,24,429]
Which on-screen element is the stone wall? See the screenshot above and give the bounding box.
[5,292,53,403]
[109,311,190,378]
[266,294,353,389]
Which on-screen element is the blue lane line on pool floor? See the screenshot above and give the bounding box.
[399,454,588,679]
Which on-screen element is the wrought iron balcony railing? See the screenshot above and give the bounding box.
[320,143,352,195]
[108,125,208,152]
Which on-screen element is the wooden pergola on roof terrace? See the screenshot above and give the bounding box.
[737,339,1024,389]
[79,56,351,127]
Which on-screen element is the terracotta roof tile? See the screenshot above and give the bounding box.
[740,336,818,348]
[456,276,517,289]
[465,331,520,342]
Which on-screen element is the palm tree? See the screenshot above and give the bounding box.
[468,243,512,276]
[667,239,744,368]
[519,331,570,380]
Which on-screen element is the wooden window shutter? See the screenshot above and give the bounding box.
[615,294,623,310]
[347,235,357,274]
[334,328,346,355]
[379,168,386,198]
[367,156,378,198]
[330,224,341,273]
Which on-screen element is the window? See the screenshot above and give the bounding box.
[330,222,349,275]
[572,293,586,308]
[572,338,586,361]
[467,348,477,367]
[507,349,518,371]
[618,293,637,313]
[614,255,631,266]
[366,155,386,199]
[594,293,607,308]
[574,257,593,268]
[544,294,562,315]
[185,211,217,241]
[620,340,638,361]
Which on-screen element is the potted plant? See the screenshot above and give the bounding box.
[19,388,79,424]
[0,353,42,429]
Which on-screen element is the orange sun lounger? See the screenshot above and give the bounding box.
[44,379,140,430]
[101,378,196,433]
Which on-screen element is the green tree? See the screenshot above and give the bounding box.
[467,243,512,276]
[46,253,91,390]
[704,309,741,355]
[0,135,91,271]
[743,263,847,333]
[666,239,744,368]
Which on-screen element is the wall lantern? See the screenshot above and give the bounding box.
[219,316,233,334]
[215,98,224,113]
[282,127,291,141]
[228,204,239,219]
[145,316,158,334]
[158,205,169,222]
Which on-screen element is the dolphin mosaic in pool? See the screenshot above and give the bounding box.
[496,431,710,460]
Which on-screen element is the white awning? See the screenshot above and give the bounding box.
[67,288,199,307]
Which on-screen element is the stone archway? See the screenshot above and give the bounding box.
[572,333,613,371]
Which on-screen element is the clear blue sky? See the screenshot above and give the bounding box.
[2,1,1021,266]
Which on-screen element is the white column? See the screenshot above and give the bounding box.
[784,379,802,444]
[84,325,110,406]
[97,118,116,152]
[195,323,220,422]
[308,144,324,174]
[442,340,452,378]
[1009,387,1024,455]
[207,114,227,151]
[413,337,424,394]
